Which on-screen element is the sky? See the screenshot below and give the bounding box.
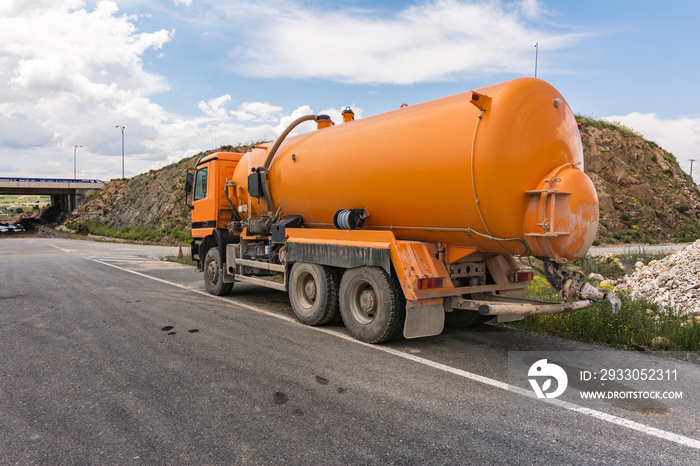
[1,0,699,181]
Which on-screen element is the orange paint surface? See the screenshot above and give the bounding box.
[223,78,597,262]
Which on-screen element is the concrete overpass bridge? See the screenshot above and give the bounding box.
[0,177,105,212]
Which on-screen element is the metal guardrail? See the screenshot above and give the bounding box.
[0,177,104,184]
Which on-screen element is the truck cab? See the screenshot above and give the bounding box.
[186,152,243,268]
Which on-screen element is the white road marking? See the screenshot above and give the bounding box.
[82,255,148,262]
[47,243,74,253]
[90,257,700,451]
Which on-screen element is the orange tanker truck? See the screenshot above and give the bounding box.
[185,77,620,343]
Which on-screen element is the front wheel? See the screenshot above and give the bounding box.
[203,247,233,296]
[339,267,405,343]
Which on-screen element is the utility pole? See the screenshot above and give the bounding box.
[73,144,82,180]
[534,42,539,78]
[115,125,125,178]
[690,159,697,183]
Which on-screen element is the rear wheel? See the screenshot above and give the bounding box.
[204,247,233,296]
[339,267,405,343]
[289,263,339,326]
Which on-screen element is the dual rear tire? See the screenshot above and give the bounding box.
[288,263,340,326]
[288,264,405,343]
[210,254,488,341]
[338,267,405,343]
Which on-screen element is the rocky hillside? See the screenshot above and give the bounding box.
[66,121,700,245]
[579,117,700,244]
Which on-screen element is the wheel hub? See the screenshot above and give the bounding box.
[206,261,218,283]
[303,279,317,302]
[350,283,377,324]
[359,289,375,314]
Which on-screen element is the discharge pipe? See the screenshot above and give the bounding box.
[542,259,621,314]
[260,114,325,214]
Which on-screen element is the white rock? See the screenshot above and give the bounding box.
[617,242,700,316]
[651,336,671,348]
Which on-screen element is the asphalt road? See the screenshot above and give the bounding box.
[1,236,699,464]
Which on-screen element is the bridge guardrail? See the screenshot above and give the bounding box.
[0,177,104,184]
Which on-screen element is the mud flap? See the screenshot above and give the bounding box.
[403,301,445,339]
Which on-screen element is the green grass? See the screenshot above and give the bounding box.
[86,191,100,202]
[66,220,191,245]
[576,115,645,138]
[502,275,700,353]
[161,254,198,267]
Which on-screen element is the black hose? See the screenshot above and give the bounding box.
[542,259,566,290]
[224,181,241,222]
[260,114,321,214]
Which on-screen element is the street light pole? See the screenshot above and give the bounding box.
[115,125,125,178]
[690,159,697,183]
[534,42,539,78]
[73,144,82,180]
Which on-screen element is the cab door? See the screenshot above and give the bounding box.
[191,162,217,238]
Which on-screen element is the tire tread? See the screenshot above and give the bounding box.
[339,267,405,343]
[289,263,340,326]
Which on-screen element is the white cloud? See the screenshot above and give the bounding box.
[197,97,286,124]
[602,113,700,176]
[174,0,193,6]
[519,0,545,18]
[274,105,315,135]
[0,0,176,178]
[210,0,581,85]
[230,102,283,123]
[0,0,83,16]
[198,95,233,120]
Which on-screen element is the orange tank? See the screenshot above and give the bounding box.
[231,78,598,263]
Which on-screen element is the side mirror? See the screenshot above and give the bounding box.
[185,172,194,193]
[184,170,195,210]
